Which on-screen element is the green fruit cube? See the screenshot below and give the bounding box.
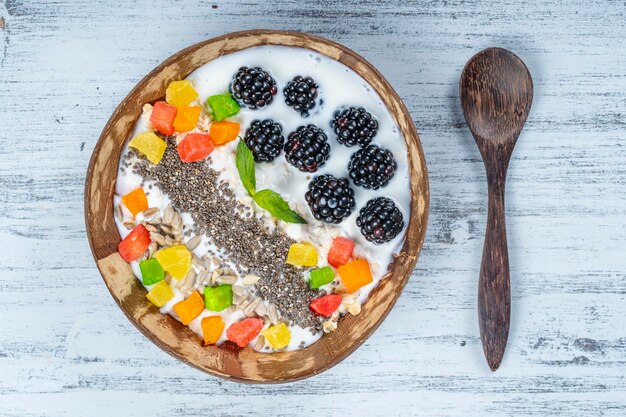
[204,284,233,312]
[309,266,335,289]
[207,95,240,121]
[140,258,165,285]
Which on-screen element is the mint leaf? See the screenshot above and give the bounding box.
[253,189,307,224]
[236,139,256,196]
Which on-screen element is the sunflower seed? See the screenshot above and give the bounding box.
[177,268,196,290]
[214,268,223,276]
[242,274,261,286]
[192,255,203,269]
[144,223,158,233]
[255,301,267,316]
[268,304,278,325]
[244,297,261,315]
[164,235,174,246]
[143,207,159,218]
[114,205,123,222]
[149,232,166,246]
[210,270,220,285]
[185,235,201,251]
[164,273,172,284]
[254,334,265,350]
[232,285,245,296]
[196,270,208,286]
[148,242,158,257]
[123,221,135,230]
[233,294,245,305]
[160,224,173,235]
[163,204,174,225]
[171,212,182,231]
[212,256,221,266]
[218,275,237,285]
[222,267,236,277]
[227,305,238,313]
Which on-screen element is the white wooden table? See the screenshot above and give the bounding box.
[1,1,625,415]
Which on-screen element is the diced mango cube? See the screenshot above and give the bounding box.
[173,291,204,325]
[177,133,214,163]
[207,95,240,121]
[327,236,354,267]
[146,280,174,307]
[129,132,167,164]
[150,101,177,135]
[261,323,291,349]
[201,316,225,346]
[226,317,263,348]
[210,120,240,145]
[121,188,148,217]
[286,243,318,267]
[173,105,201,132]
[154,244,191,280]
[118,224,151,262]
[166,80,199,107]
[337,259,373,293]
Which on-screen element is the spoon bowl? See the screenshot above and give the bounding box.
[460,48,533,371]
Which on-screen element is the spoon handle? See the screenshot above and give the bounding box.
[479,161,511,371]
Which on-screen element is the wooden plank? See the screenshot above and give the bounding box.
[0,0,625,415]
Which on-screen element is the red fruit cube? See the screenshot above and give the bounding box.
[309,294,343,317]
[226,318,264,348]
[327,237,354,267]
[118,224,151,262]
[150,101,177,135]
[177,133,214,163]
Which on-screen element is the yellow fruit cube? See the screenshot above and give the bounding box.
[146,280,174,307]
[129,132,167,164]
[286,243,318,267]
[154,245,191,280]
[166,80,198,107]
[261,323,291,349]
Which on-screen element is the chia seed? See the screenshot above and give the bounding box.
[129,137,324,332]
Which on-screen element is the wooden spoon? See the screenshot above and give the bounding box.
[459,48,533,371]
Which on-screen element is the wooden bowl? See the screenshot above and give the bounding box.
[85,30,429,383]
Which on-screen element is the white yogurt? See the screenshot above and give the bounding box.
[114,46,410,352]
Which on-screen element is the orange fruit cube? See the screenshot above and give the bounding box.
[173,105,201,132]
[337,259,373,293]
[121,188,148,217]
[201,316,225,345]
[173,291,204,325]
[210,121,240,145]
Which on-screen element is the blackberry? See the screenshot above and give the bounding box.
[305,175,356,224]
[283,76,319,117]
[284,125,331,173]
[356,197,404,244]
[330,106,378,147]
[243,119,284,163]
[348,145,397,189]
[229,66,278,109]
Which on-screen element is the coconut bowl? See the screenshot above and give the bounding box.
[85,29,429,383]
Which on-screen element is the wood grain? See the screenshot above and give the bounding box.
[1,0,625,415]
[85,30,429,383]
[460,48,533,371]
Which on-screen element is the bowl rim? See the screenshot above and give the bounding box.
[85,29,429,383]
